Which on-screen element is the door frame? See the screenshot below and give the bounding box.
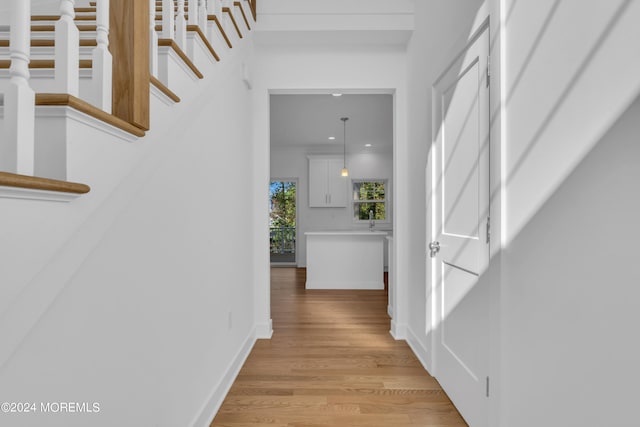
[426,11,506,426]
[429,15,491,373]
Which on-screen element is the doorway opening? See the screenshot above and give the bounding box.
[269,179,297,265]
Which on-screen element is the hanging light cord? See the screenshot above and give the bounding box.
[341,117,348,169]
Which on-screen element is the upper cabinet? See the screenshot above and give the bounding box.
[308,157,348,207]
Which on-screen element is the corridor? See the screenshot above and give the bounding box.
[210,268,467,426]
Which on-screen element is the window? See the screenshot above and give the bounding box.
[352,180,388,222]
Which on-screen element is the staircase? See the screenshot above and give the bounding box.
[0,0,256,198]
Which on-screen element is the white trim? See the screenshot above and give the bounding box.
[158,45,201,83]
[35,105,139,143]
[151,83,179,106]
[389,319,407,340]
[0,186,83,202]
[406,325,433,374]
[306,280,384,290]
[190,328,257,427]
[187,30,218,67]
[254,319,273,339]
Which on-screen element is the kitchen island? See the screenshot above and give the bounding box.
[305,230,388,289]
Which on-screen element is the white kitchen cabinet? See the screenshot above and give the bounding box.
[308,157,348,207]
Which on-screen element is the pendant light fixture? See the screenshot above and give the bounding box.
[341,117,349,177]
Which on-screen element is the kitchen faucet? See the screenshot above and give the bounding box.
[369,210,375,231]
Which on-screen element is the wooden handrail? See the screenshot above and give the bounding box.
[222,7,242,39]
[234,2,251,31]
[150,76,180,103]
[248,0,256,21]
[0,0,260,199]
[157,38,204,78]
[0,172,90,194]
[186,25,220,61]
[35,93,146,138]
[208,15,232,48]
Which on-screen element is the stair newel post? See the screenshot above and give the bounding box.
[175,0,187,49]
[198,0,207,30]
[149,0,159,77]
[1,0,35,175]
[187,0,198,26]
[92,0,113,112]
[55,0,80,96]
[162,0,175,39]
[110,0,150,130]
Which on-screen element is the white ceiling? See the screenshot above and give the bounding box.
[270,93,393,153]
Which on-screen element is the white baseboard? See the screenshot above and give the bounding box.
[191,328,257,427]
[406,325,433,375]
[254,319,273,339]
[389,319,407,340]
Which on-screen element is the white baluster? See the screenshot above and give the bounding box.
[187,0,197,26]
[175,0,187,49]
[204,0,218,42]
[91,0,112,112]
[55,0,79,96]
[1,0,35,175]
[162,0,175,39]
[221,0,231,35]
[207,0,221,16]
[198,0,207,30]
[149,0,158,77]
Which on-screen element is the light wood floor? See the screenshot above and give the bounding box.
[210,267,467,427]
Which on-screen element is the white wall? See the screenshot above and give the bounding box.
[270,147,393,267]
[0,35,257,427]
[406,0,640,427]
[499,1,640,425]
[407,1,640,426]
[502,90,640,427]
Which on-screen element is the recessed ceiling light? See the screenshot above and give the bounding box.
[328,136,336,140]
[332,93,342,97]
[365,143,372,147]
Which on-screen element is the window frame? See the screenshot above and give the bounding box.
[351,178,390,224]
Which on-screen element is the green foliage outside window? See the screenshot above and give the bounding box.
[270,181,296,254]
[353,181,387,221]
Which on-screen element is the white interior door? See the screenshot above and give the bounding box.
[431,26,490,427]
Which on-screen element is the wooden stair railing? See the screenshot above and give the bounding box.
[1,0,258,197]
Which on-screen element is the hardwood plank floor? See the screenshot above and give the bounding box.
[210,267,467,427]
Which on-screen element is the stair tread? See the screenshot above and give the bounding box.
[0,59,93,69]
[0,40,97,47]
[31,15,96,21]
[31,25,97,31]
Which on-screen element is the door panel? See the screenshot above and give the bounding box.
[432,26,490,427]
[442,60,481,242]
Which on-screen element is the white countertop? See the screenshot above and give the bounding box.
[305,230,389,236]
